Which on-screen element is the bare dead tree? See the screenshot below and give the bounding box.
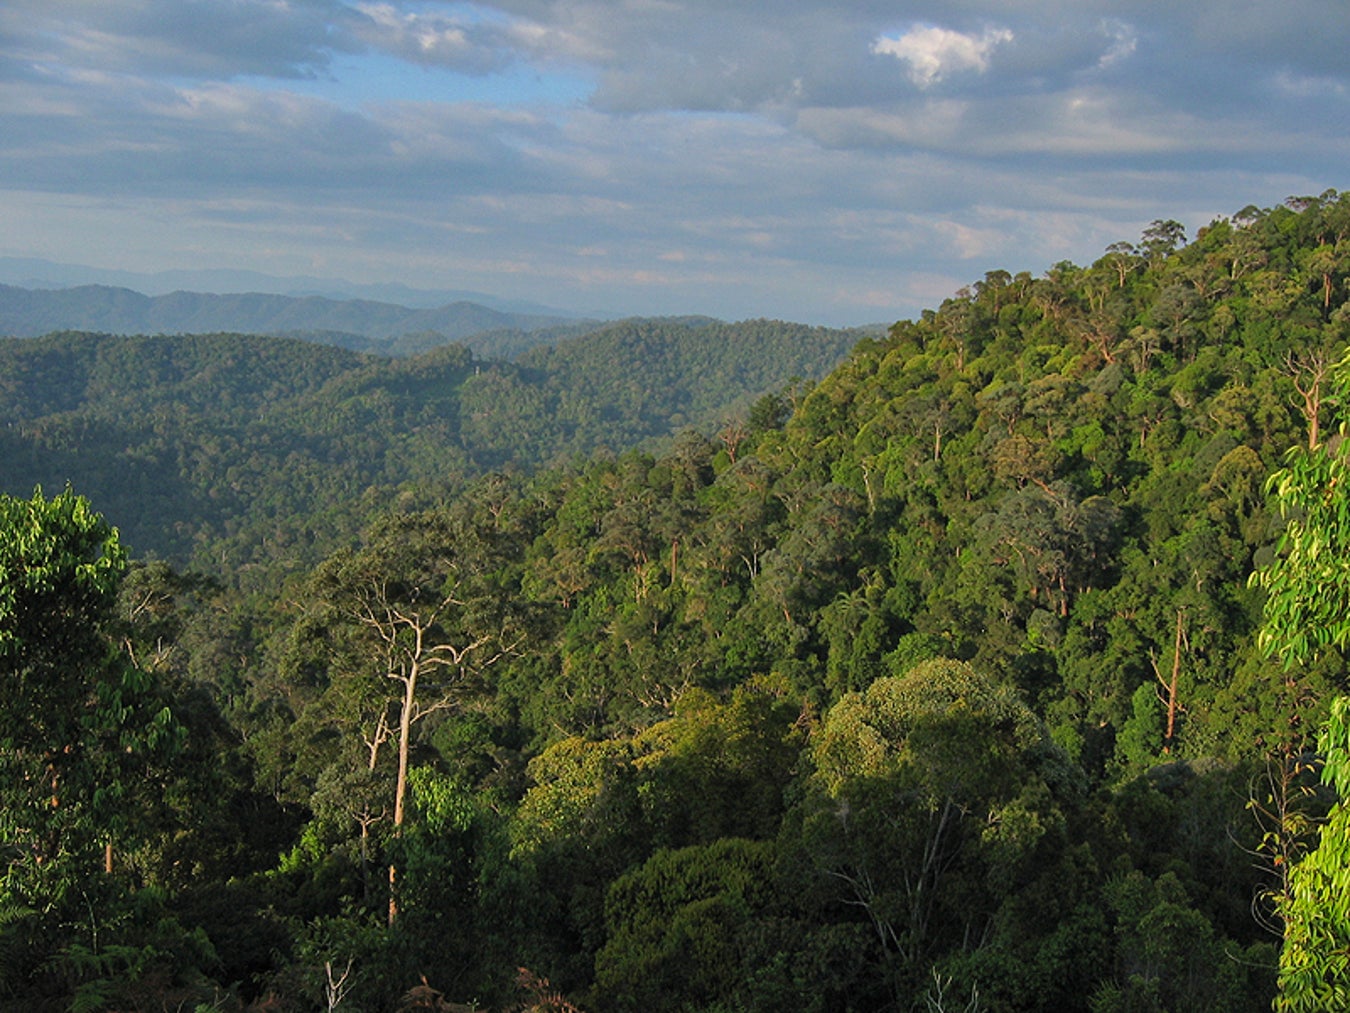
[1282,349,1334,449]
[351,580,510,925]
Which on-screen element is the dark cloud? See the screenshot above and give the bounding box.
[0,0,354,80]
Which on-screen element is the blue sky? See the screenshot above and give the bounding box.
[1,1,1347,326]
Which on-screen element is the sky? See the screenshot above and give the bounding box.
[1,1,1347,327]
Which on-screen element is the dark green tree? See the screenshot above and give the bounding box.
[0,489,180,888]
[795,659,1073,1006]
[0,488,183,999]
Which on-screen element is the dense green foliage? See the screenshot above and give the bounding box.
[0,318,860,584]
[1250,356,1350,1011]
[5,190,1350,1009]
[0,489,194,1007]
[1273,700,1350,1012]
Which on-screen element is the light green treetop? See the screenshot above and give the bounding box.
[1252,414,1350,667]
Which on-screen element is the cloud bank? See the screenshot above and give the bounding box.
[0,1,1346,324]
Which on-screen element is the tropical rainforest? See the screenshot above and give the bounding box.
[3,190,1350,1012]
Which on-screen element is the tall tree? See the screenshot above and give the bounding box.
[0,489,179,886]
[300,506,517,924]
[797,659,1069,1004]
[0,488,182,999]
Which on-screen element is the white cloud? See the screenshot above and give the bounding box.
[1273,71,1349,100]
[872,24,1014,88]
[932,218,1005,259]
[1096,19,1136,69]
[350,3,515,74]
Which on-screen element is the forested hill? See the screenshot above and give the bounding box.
[0,318,863,574]
[0,282,587,357]
[460,317,860,466]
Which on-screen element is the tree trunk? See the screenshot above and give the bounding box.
[1162,609,1184,753]
[388,660,418,926]
[360,820,372,907]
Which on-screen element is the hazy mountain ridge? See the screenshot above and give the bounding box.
[0,256,579,315]
[0,282,591,357]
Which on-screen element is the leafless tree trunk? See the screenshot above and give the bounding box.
[1152,609,1186,754]
[1283,349,1332,449]
[353,584,500,925]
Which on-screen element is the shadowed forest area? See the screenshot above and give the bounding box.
[5,192,1350,1011]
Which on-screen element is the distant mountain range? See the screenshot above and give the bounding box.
[0,282,601,358]
[0,256,579,315]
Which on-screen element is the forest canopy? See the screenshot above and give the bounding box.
[0,317,860,581]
